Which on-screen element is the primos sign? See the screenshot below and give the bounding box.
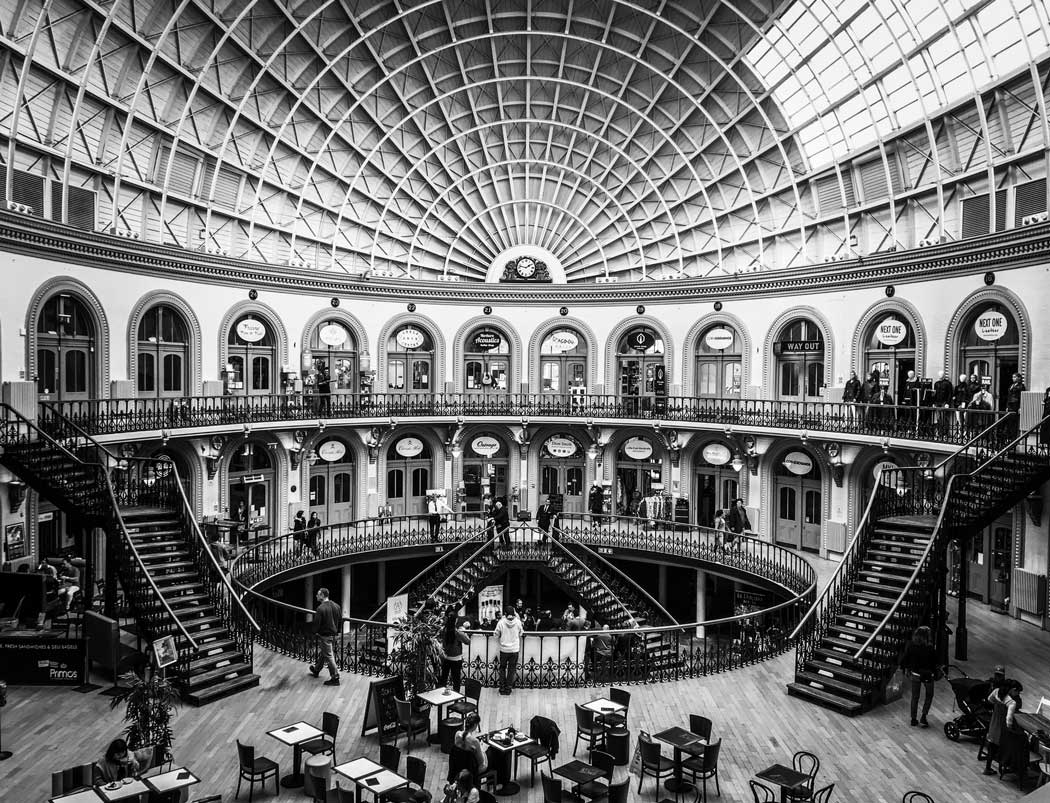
[471,331,502,352]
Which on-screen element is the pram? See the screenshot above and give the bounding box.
[943,669,992,743]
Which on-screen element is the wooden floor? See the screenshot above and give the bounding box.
[4,558,1048,803]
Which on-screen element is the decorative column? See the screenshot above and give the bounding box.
[377,561,387,605]
[341,564,353,634]
[657,565,668,607]
[304,574,315,624]
[695,569,707,638]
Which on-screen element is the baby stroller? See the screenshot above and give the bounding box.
[943,669,992,743]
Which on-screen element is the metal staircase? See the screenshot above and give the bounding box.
[0,403,260,705]
[788,414,1050,715]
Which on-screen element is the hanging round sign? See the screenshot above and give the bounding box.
[875,317,907,346]
[627,329,655,351]
[782,451,813,475]
[547,330,579,353]
[396,327,425,349]
[704,327,735,351]
[872,460,898,481]
[544,436,577,458]
[318,323,348,347]
[152,459,173,477]
[471,436,501,457]
[701,443,732,466]
[236,318,266,343]
[623,437,654,460]
[317,440,347,462]
[472,331,502,352]
[973,309,1008,342]
[395,437,424,457]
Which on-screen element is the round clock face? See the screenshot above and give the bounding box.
[515,257,536,277]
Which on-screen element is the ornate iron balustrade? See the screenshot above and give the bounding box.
[45,394,1008,446]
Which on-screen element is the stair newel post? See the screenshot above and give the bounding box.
[954,532,969,660]
[933,536,949,670]
[104,522,118,618]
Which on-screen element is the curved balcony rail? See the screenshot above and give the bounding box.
[227,513,816,687]
[46,394,1008,446]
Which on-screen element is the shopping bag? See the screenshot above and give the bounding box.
[884,669,904,703]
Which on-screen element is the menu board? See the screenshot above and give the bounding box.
[360,675,405,737]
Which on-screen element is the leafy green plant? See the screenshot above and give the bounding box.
[108,671,180,749]
[390,610,443,695]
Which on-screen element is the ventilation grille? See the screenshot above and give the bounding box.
[1014,178,1047,226]
[960,194,990,238]
[50,183,97,230]
[1013,568,1046,615]
[12,169,45,213]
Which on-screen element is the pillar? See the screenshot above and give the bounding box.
[657,565,668,607]
[304,574,315,624]
[341,564,353,634]
[695,569,707,638]
[377,560,387,604]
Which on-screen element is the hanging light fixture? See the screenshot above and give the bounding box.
[730,455,745,473]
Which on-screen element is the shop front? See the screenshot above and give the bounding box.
[226,440,276,539]
[862,314,917,404]
[309,437,356,524]
[772,448,823,552]
[614,435,664,517]
[225,315,277,397]
[693,441,739,527]
[461,433,510,512]
[773,319,824,402]
[957,303,1020,409]
[385,436,432,516]
[539,327,588,396]
[386,325,435,396]
[464,327,511,398]
[694,325,742,398]
[538,433,586,514]
[616,326,666,414]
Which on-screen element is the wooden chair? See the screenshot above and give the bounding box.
[542,772,568,803]
[380,744,401,772]
[303,711,340,759]
[636,733,675,795]
[592,778,630,803]
[785,750,819,802]
[394,697,430,752]
[596,687,630,729]
[236,740,279,803]
[447,745,497,790]
[578,749,614,799]
[688,715,713,742]
[387,756,427,803]
[51,763,95,797]
[681,737,721,801]
[749,780,777,803]
[450,678,483,718]
[573,704,603,756]
[515,715,559,786]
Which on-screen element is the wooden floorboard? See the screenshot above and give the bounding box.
[3,557,1048,803]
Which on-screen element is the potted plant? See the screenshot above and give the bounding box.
[109,670,180,751]
[390,610,443,697]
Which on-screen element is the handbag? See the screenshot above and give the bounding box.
[884,669,904,703]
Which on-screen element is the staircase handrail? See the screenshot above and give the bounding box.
[40,401,262,634]
[546,535,637,626]
[851,411,1050,659]
[0,403,198,650]
[557,531,679,626]
[411,533,499,618]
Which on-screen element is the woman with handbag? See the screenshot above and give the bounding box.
[900,625,940,728]
[438,608,470,692]
[983,679,1023,775]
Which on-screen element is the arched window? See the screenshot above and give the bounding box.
[460,433,509,511]
[138,305,190,397]
[695,325,742,397]
[464,327,510,395]
[305,320,358,393]
[539,328,588,394]
[774,319,824,401]
[616,326,666,413]
[36,293,96,400]
[309,438,356,524]
[227,441,275,537]
[385,436,433,515]
[862,314,916,404]
[386,325,435,394]
[226,316,277,396]
[958,303,1020,409]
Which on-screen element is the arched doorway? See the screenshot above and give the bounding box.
[958,303,1020,409]
[151,448,194,509]
[772,448,823,552]
[615,435,664,517]
[227,440,275,540]
[308,438,356,525]
[386,436,432,516]
[386,324,435,396]
[616,326,666,415]
[693,441,739,528]
[137,305,190,398]
[36,293,96,400]
[461,433,510,512]
[862,313,917,405]
[463,327,510,398]
[538,433,586,514]
[539,328,588,396]
[694,325,742,398]
[225,315,277,396]
[305,320,358,396]
[774,319,824,402]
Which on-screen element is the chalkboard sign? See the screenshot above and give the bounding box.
[361,675,405,737]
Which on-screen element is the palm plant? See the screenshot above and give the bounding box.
[108,670,180,749]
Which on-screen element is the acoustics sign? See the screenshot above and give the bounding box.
[701,443,732,466]
[875,317,907,346]
[973,309,1008,342]
[471,331,502,352]
[318,440,347,462]
[394,437,424,457]
[318,323,348,347]
[395,327,425,349]
[623,437,654,460]
[782,451,813,475]
[470,436,501,457]
[235,318,266,343]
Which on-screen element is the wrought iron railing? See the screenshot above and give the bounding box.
[47,393,1008,446]
[544,536,637,626]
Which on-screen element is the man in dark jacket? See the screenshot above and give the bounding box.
[932,371,954,434]
[536,496,558,543]
[843,370,862,424]
[489,498,511,546]
[727,498,751,536]
[308,587,341,685]
[588,483,605,525]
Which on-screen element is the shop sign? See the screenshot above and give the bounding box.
[973,309,1008,342]
[471,436,501,457]
[547,330,579,353]
[782,451,813,475]
[395,437,424,457]
[701,443,732,466]
[318,323,348,347]
[626,329,655,351]
[545,436,577,458]
[623,437,654,460]
[872,460,898,481]
[318,440,347,462]
[704,327,735,351]
[471,331,502,352]
[0,638,83,685]
[775,340,822,353]
[395,327,425,350]
[152,459,173,477]
[236,318,266,343]
[875,317,907,346]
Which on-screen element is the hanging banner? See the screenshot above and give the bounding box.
[623,437,654,460]
[395,437,424,457]
[544,436,578,458]
[471,436,501,457]
[547,330,579,353]
[701,443,732,466]
[627,329,655,351]
[875,317,907,346]
[704,327,735,351]
[471,331,502,352]
[386,592,409,654]
[318,323,348,347]
[973,310,1008,342]
[318,440,347,462]
[477,585,504,626]
[396,327,425,349]
[782,451,813,475]
[235,319,266,343]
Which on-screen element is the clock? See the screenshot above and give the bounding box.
[500,255,552,283]
[516,257,536,278]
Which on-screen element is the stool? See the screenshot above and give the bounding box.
[606,728,630,765]
[304,753,333,801]
[440,716,464,754]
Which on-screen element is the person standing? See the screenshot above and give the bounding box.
[438,609,470,692]
[900,625,939,727]
[842,370,862,424]
[953,373,971,432]
[727,498,751,537]
[588,482,605,525]
[292,509,308,553]
[932,370,954,434]
[308,587,341,686]
[713,508,727,552]
[1006,372,1025,436]
[427,492,452,543]
[489,498,510,547]
[493,605,524,695]
[306,511,322,557]
[982,678,1023,774]
[536,496,558,543]
[317,364,332,416]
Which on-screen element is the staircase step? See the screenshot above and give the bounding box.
[861,558,918,573]
[184,673,260,706]
[786,682,865,716]
[795,669,867,699]
[853,580,906,596]
[805,658,868,685]
[846,592,897,609]
[183,660,254,691]
[836,612,882,630]
[185,646,243,674]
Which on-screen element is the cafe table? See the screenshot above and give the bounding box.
[554,759,607,799]
[482,727,534,796]
[353,768,410,802]
[267,719,325,788]
[582,697,627,729]
[654,726,707,794]
[334,757,385,803]
[754,763,812,803]
[49,790,103,803]
[416,685,466,744]
[94,779,152,802]
[143,767,200,801]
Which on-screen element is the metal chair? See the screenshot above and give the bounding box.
[574,704,603,756]
[450,678,482,718]
[785,750,819,802]
[636,733,675,795]
[578,749,614,799]
[681,737,720,801]
[380,744,401,772]
[394,697,430,752]
[812,784,834,802]
[749,780,777,802]
[901,793,934,803]
[235,740,279,803]
[303,711,340,759]
[386,756,427,803]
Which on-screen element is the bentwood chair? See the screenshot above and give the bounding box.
[450,678,483,718]
[447,745,498,790]
[541,772,568,803]
[785,750,820,802]
[813,784,835,802]
[236,740,279,803]
[387,756,428,803]
[380,744,401,772]
[578,749,615,799]
[596,687,631,729]
[681,738,721,801]
[749,780,777,803]
[515,715,559,786]
[688,715,713,742]
[593,778,630,803]
[901,793,934,803]
[394,697,430,752]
